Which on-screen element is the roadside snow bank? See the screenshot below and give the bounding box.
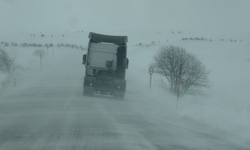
[178,97,250,140]
[127,41,250,141]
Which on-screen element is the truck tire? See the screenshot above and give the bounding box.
[83,90,94,97]
[114,92,125,100]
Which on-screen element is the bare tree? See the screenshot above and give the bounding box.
[151,46,210,96]
[49,43,53,47]
[34,49,45,57]
[0,48,16,76]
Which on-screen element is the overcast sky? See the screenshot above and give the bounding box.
[1,0,250,35]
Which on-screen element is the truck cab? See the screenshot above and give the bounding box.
[82,32,128,99]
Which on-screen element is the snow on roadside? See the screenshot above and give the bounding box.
[127,40,250,142]
[177,42,250,140]
[0,45,83,95]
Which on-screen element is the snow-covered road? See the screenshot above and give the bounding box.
[0,49,249,150]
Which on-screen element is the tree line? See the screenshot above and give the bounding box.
[151,45,210,96]
[0,41,86,50]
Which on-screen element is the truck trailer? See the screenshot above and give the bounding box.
[82,32,129,99]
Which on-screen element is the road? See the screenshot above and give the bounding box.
[0,50,249,150]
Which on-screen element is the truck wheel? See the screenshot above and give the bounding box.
[114,93,125,100]
[83,90,94,97]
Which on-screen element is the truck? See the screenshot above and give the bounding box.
[82,32,129,99]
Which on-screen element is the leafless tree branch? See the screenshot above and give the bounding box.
[0,48,16,76]
[151,46,210,96]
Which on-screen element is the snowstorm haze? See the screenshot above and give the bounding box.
[1,0,250,149]
[1,0,250,35]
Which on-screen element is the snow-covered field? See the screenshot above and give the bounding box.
[126,32,250,140]
[0,30,250,149]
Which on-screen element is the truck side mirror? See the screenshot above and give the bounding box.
[126,58,129,69]
[82,54,86,65]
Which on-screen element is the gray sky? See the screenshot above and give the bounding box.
[1,0,250,35]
